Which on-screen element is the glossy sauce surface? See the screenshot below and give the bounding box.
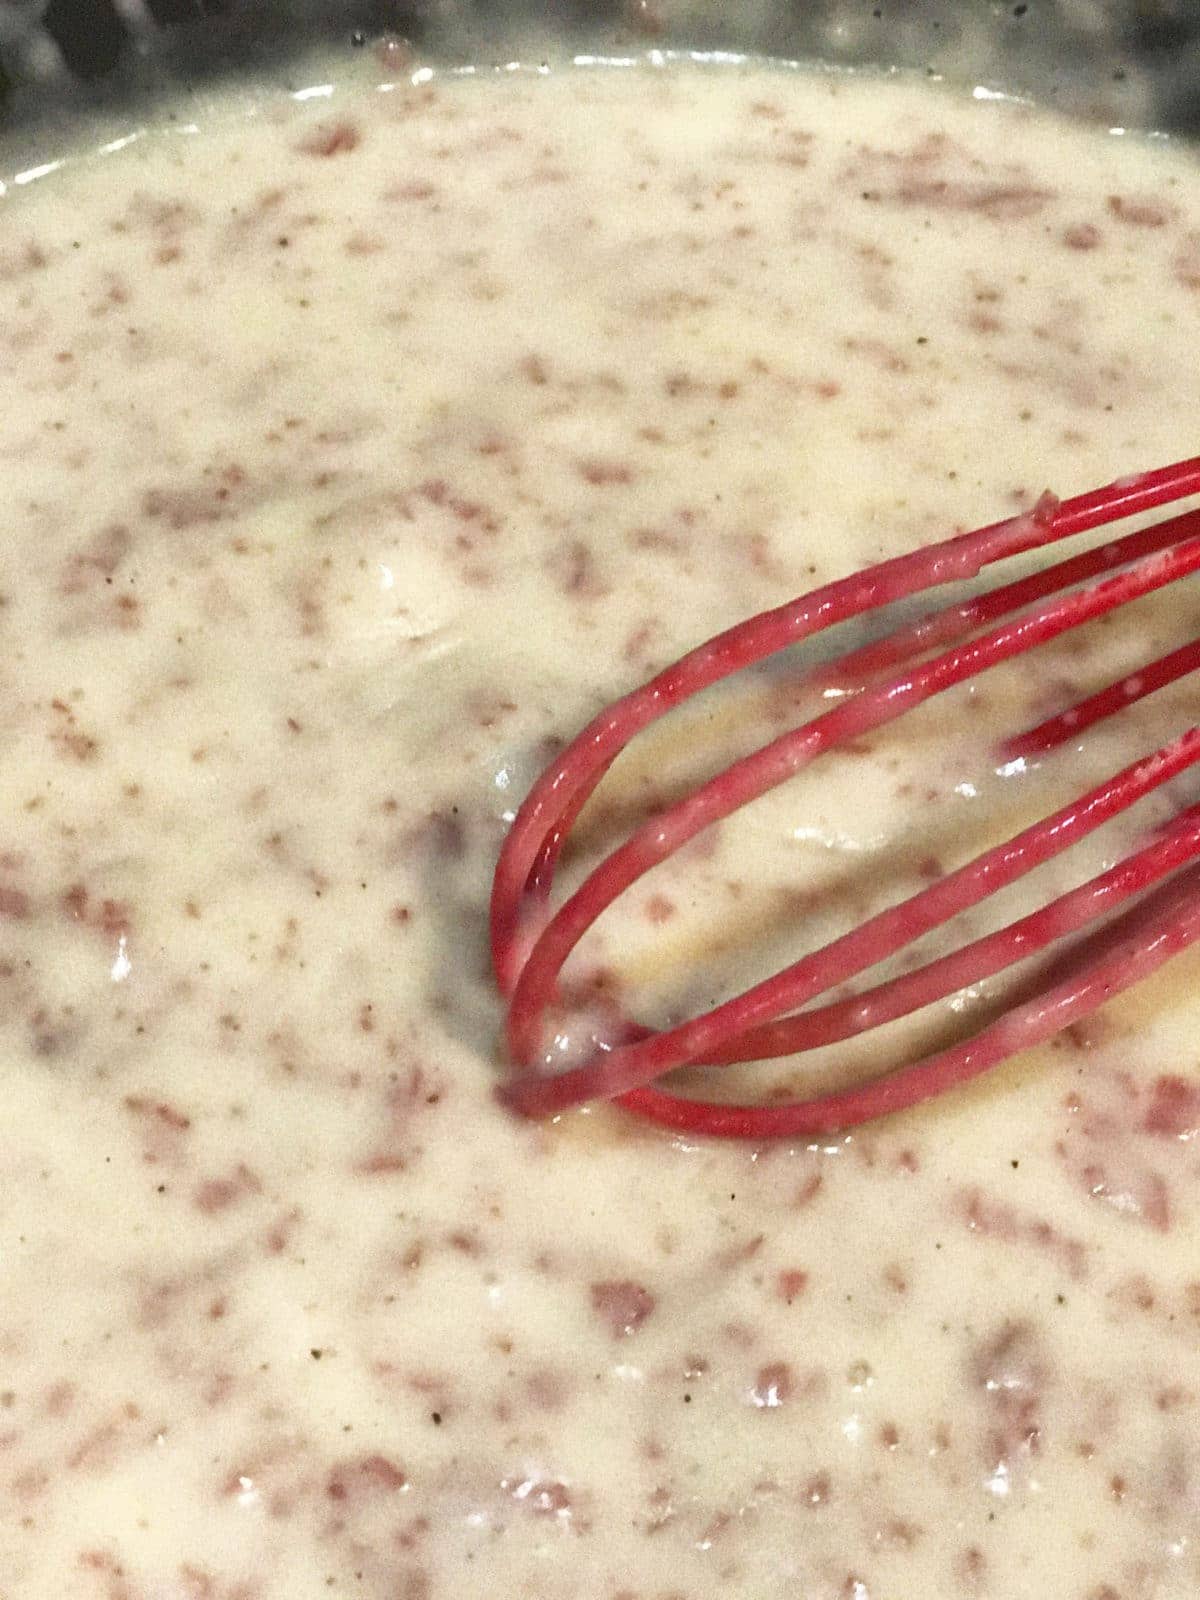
[2,54,1200,1600]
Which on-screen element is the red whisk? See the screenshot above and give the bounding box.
[490,456,1200,1140]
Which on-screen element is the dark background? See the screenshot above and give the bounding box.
[2,1,1200,137]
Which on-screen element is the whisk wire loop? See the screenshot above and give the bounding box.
[491,457,1200,1138]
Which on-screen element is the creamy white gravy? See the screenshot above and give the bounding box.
[2,51,1200,1600]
